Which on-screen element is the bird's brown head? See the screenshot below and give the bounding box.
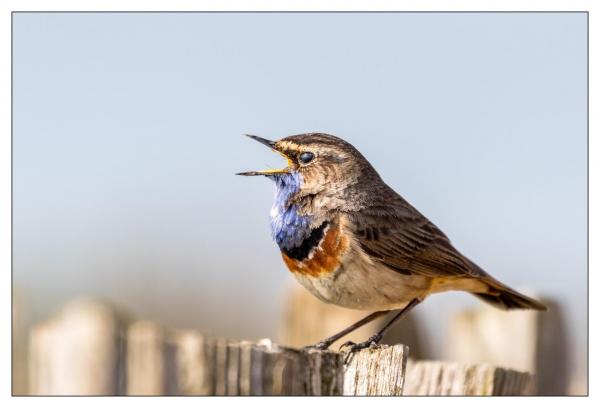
[238,132,386,250]
[238,133,383,214]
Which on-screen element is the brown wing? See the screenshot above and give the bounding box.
[347,198,547,311]
[348,202,482,279]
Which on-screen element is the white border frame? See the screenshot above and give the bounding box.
[1,1,595,406]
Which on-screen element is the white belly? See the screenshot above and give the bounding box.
[291,244,431,311]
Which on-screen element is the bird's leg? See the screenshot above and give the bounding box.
[305,310,389,350]
[341,298,423,355]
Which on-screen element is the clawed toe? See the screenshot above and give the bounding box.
[341,334,383,363]
[338,340,356,351]
[349,340,377,353]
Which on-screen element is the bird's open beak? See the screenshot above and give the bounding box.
[236,134,292,176]
[244,134,275,149]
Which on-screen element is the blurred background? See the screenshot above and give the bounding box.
[13,12,587,394]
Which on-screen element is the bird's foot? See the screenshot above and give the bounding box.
[340,333,383,352]
[339,334,383,363]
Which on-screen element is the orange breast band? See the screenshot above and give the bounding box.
[282,223,349,277]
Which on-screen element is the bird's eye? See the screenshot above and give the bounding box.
[298,151,315,165]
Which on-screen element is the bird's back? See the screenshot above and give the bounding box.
[344,186,546,310]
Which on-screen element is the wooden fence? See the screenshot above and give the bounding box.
[27,298,539,396]
[282,284,567,395]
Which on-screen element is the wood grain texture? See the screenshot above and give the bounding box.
[163,336,404,395]
[26,298,538,396]
[343,345,408,395]
[195,339,345,395]
[404,360,534,395]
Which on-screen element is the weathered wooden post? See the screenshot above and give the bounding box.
[344,345,408,395]
[126,321,165,395]
[26,297,538,396]
[404,360,534,395]
[445,298,566,395]
[12,289,28,395]
[28,298,125,395]
[169,335,408,395]
[194,339,408,396]
[173,329,211,394]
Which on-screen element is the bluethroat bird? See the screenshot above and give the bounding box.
[238,133,546,352]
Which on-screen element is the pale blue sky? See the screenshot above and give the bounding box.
[13,12,587,384]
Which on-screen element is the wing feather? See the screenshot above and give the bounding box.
[349,202,480,279]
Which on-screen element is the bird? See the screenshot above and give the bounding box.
[237,132,546,352]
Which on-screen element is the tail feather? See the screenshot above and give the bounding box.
[466,260,547,311]
[473,287,547,311]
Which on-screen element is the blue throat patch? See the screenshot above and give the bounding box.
[268,172,313,251]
